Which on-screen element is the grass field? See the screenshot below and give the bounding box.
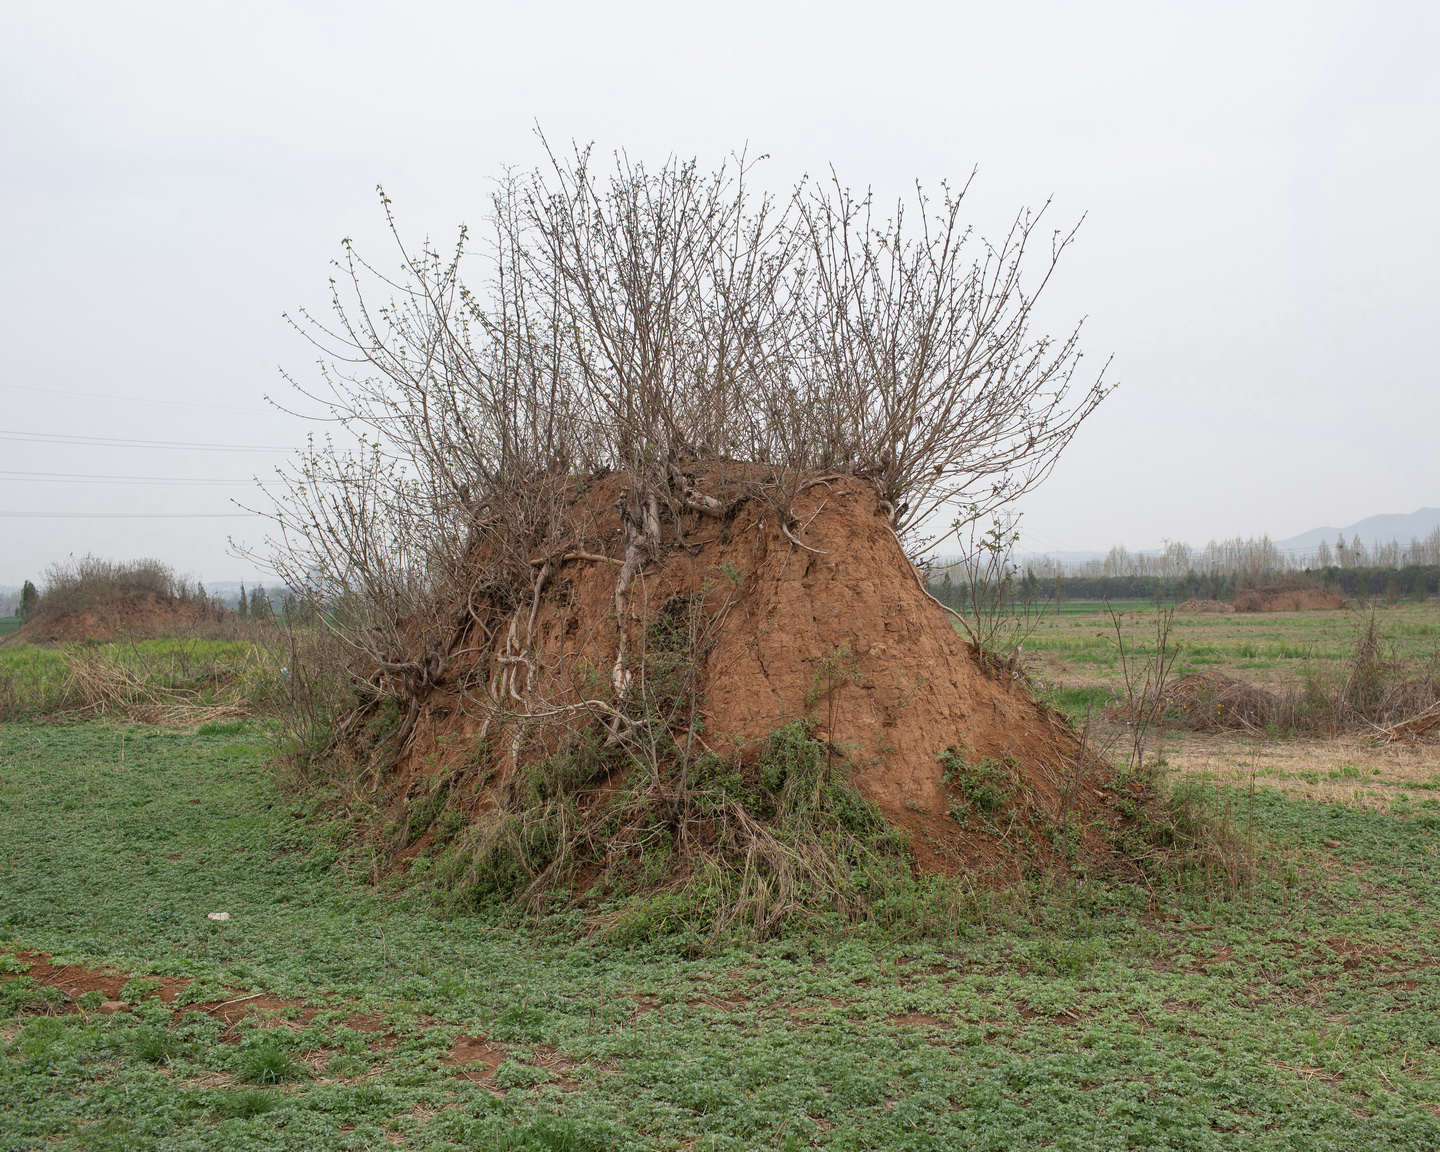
[3,716,1440,1149]
[3,604,1439,1149]
[0,614,20,637]
[1028,600,1440,722]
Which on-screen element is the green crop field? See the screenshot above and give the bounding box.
[0,615,20,637]
[3,716,1440,1150]
[1023,599,1440,722]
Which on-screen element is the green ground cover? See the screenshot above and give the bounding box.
[3,720,1439,1149]
[0,615,20,637]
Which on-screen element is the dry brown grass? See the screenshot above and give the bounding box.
[1156,730,1440,810]
[59,648,255,726]
[1,637,286,725]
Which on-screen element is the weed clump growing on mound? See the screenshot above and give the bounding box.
[1103,762,1258,899]
[372,720,921,940]
[940,750,1016,817]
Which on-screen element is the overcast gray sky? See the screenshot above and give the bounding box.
[2,0,1436,585]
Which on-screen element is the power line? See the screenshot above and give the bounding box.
[0,470,254,485]
[0,430,292,452]
[0,511,257,519]
[0,382,260,414]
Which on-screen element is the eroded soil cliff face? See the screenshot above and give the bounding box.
[387,465,1119,879]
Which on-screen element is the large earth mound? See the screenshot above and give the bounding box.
[12,591,208,645]
[368,465,1135,885]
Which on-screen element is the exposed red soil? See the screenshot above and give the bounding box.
[11,951,187,1007]
[190,992,316,1033]
[343,1012,393,1036]
[3,951,383,1040]
[444,1035,509,1082]
[395,465,1127,879]
[1233,587,1344,613]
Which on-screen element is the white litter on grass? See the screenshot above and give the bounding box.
[207,912,231,922]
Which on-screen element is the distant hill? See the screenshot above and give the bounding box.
[1276,508,1440,555]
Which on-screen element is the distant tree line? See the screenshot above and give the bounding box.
[929,564,1440,607]
[999,526,1440,583]
[1313,565,1440,601]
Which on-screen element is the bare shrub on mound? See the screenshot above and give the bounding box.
[249,142,1107,710]
[243,140,1127,930]
[943,516,1050,669]
[15,555,230,644]
[38,556,184,617]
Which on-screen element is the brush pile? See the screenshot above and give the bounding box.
[1175,599,1234,614]
[1158,671,1280,732]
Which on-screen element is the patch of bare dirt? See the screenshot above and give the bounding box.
[444,1035,508,1082]
[8,951,187,1006]
[190,992,316,1038]
[3,951,395,1048]
[1176,599,1234,614]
